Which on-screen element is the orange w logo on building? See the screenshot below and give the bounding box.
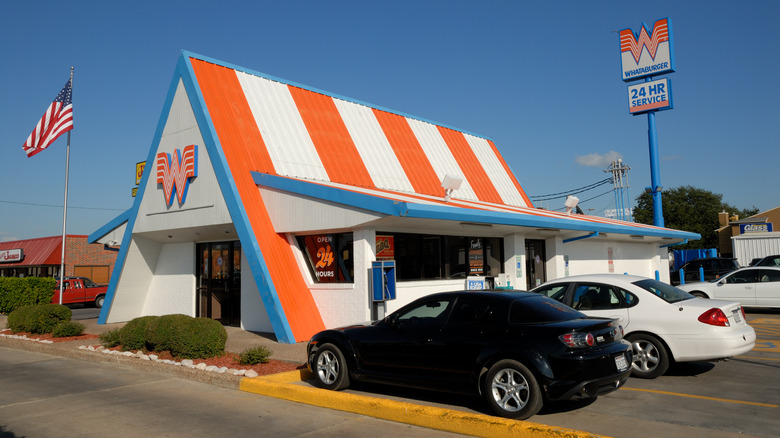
[156,145,198,206]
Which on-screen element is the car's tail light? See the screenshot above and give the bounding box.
[559,332,595,348]
[698,308,730,327]
[740,307,746,321]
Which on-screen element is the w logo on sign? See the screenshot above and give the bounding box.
[620,18,670,64]
[156,145,198,206]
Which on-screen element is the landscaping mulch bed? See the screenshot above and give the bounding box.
[1,329,304,376]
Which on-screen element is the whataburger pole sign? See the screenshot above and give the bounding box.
[619,17,675,227]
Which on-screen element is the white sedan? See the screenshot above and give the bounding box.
[677,266,780,308]
[531,274,756,379]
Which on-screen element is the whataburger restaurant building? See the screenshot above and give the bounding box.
[90,52,699,344]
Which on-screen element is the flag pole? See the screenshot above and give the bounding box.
[58,67,74,304]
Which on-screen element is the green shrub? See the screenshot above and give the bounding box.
[112,314,226,359]
[0,277,57,314]
[52,321,85,338]
[168,317,227,359]
[7,305,37,333]
[99,328,122,348]
[119,315,159,351]
[144,314,192,352]
[239,346,271,365]
[23,304,71,334]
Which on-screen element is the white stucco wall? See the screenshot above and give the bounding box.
[240,251,273,333]
[143,242,196,316]
[550,238,669,280]
[105,235,160,323]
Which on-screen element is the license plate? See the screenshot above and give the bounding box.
[615,354,629,372]
[732,309,742,323]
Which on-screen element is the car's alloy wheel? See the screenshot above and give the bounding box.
[484,360,542,420]
[628,333,669,379]
[312,343,350,390]
[95,296,104,308]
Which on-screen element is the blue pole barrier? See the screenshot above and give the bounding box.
[699,266,705,282]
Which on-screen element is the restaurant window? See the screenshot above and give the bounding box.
[381,232,503,281]
[297,233,354,283]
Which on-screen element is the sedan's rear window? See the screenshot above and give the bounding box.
[633,278,694,303]
[509,296,583,323]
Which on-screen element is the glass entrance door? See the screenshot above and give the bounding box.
[197,241,241,326]
[525,239,546,290]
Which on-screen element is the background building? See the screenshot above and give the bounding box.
[0,235,118,283]
[717,206,779,264]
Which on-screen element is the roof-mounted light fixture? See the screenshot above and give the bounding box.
[564,195,580,215]
[441,174,463,202]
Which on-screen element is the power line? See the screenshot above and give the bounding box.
[549,190,613,212]
[529,178,613,202]
[0,199,126,212]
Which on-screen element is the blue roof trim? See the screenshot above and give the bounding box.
[96,59,185,324]
[179,52,296,344]
[252,172,700,241]
[88,209,130,244]
[181,50,493,141]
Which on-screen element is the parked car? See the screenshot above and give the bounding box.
[750,255,780,267]
[531,274,755,379]
[677,266,780,308]
[51,277,108,308]
[307,291,632,420]
[670,257,739,285]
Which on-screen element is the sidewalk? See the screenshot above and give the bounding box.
[0,314,308,364]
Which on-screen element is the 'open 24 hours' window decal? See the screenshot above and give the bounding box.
[298,233,354,283]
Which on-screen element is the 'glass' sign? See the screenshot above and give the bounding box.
[740,223,773,234]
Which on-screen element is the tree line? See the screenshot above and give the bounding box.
[632,186,759,250]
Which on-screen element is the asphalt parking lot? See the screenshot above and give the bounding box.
[300,309,780,437]
[4,307,778,437]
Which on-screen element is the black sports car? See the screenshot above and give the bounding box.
[307,290,632,419]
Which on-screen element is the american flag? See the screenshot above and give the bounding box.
[22,77,73,158]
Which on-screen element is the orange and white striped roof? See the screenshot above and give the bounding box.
[189,55,532,208]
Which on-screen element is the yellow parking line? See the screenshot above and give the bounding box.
[623,387,778,408]
[749,319,780,325]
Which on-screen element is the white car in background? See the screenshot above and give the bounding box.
[677,266,780,309]
[531,274,756,379]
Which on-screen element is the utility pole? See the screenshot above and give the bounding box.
[604,159,632,221]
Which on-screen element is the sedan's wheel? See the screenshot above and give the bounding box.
[483,360,542,420]
[690,292,708,299]
[312,343,350,391]
[627,334,669,379]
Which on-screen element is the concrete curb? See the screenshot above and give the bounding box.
[239,371,608,438]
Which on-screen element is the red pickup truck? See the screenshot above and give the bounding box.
[51,277,108,308]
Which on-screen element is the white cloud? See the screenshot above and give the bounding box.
[575,150,623,167]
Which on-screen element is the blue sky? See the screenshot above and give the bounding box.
[1,1,778,242]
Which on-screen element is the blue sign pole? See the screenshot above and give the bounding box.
[646,107,664,227]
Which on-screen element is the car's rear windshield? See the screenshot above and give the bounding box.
[633,278,694,303]
[509,296,583,323]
